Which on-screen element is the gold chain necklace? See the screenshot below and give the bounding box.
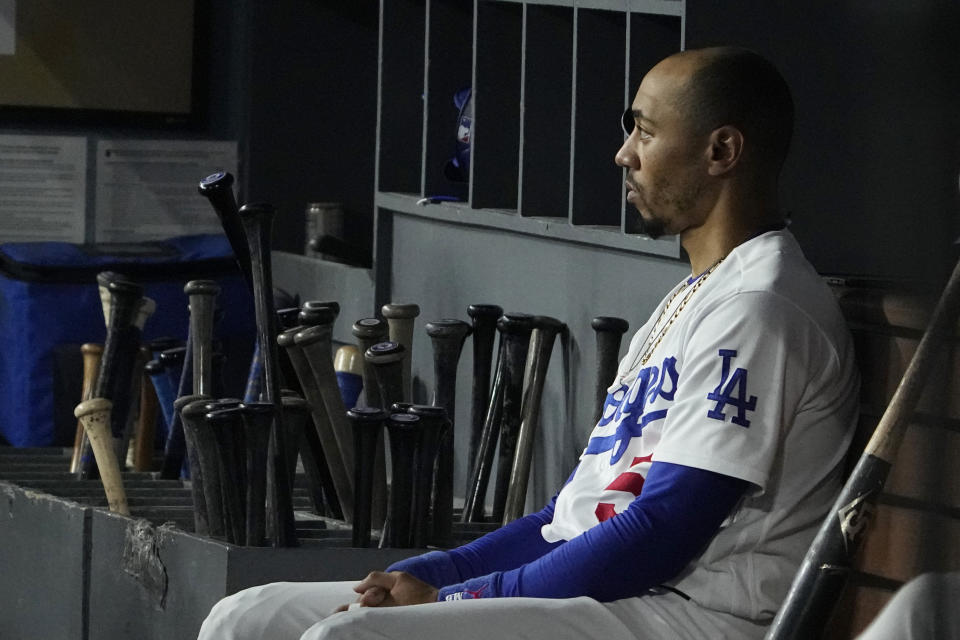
[633,257,725,368]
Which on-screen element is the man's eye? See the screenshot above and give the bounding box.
[637,128,652,140]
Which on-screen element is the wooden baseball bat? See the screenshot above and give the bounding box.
[204,403,247,545]
[133,347,159,471]
[463,337,508,523]
[591,316,629,424]
[408,404,448,548]
[70,343,103,474]
[277,326,350,521]
[334,345,364,410]
[765,255,960,640]
[185,280,221,397]
[466,304,503,488]
[144,358,174,443]
[381,303,420,403]
[238,401,275,547]
[424,319,471,544]
[174,393,213,536]
[347,407,387,547]
[364,341,407,411]
[280,392,309,488]
[118,300,155,465]
[77,274,145,479]
[74,398,129,515]
[197,171,253,291]
[491,312,535,522]
[503,316,566,524]
[351,317,390,409]
[160,335,194,479]
[237,202,298,547]
[295,323,357,496]
[384,412,421,548]
[180,396,223,539]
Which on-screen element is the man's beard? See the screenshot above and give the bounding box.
[635,211,666,239]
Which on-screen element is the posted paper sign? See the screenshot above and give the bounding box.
[0,134,86,242]
[95,139,238,242]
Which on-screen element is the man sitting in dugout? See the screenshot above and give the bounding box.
[199,45,859,640]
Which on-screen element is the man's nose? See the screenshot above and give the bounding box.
[615,139,638,169]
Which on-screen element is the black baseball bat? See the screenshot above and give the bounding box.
[197,171,252,291]
[466,304,502,484]
[491,312,535,523]
[237,202,298,547]
[364,342,407,412]
[351,317,390,409]
[239,401,275,547]
[463,337,507,523]
[384,412,420,548]
[765,251,960,640]
[205,403,247,545]
[591,316,629,424]
[174,393,214,536]
[180,396,223,539]
[159,334,194,479]
[381,303,420,403]
[503,316,566,523]
[347,407,386,547]
[185,280,221,397]
[408,404,448,548]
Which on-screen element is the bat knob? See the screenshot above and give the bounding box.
[497,312,535,334]
[96,270,132,289]
[302,300,341,316]
[174,393,213,414]
[184,280,222,297]
[299,306,338,327]
[144,359,164,376]
[532,315,566,334]
[276,307,302,331]
[381,303,421,320]
[293,324,332,348]
[390,402,414,413]
[352,317,389,340]
[467,304,503,320]
[364,341,405,364]
[106,277,145,299]
[74,397,113,419]
[159,346,187,369]
[198,171,234,193]
[148,337,182,354]
[425,319,473,339]
[82,343,104,357]
[276,327,300,349]
[591,316,629,334]
[347,406,387,422]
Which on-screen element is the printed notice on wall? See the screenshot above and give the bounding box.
[0,134,87,242]
[0,0,14,56]
[95,139,238,242]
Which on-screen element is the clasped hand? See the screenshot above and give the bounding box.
[335,571,439,613]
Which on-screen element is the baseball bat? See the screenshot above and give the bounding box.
[347,407,387,547]
[70,343,103,474]
[117,297,156,465]
[334,345,364,410]
[280,392,309,488]
[180,396,224,539]
[591,316,630,424]
[408,404,448,548]
[74,398,129,515]
[295,324,357,497]
[278,326,351,521]
[77,274,145,479]
[491,312,535,522]
[133,348,159,471]
[159,335,194,480]
[145,358,174,443]
[364,342,407,411]
[424,319,471,545]
[351,317,390,409]
[503,316,566,524]
[466,304,503,484]
[239,401,275,547]
[765,251,960,640]
[205,403,247,544]
[197,171,253,290]
[174,393,214,536]
[384,412,421,548]
[381,303,420,403]
[237,202,298,547]
[276,307,305,396]
[462,335,508,523]
[185,280,221,397]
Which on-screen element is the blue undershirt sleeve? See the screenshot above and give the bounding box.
[437,461,749,602]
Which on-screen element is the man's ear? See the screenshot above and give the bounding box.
[706,125,744,176]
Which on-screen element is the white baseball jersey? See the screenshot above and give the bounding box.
[541,229,860,623]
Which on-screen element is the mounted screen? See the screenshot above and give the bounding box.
[0,0,202,125]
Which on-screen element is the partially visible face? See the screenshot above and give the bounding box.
[615,56,710,239]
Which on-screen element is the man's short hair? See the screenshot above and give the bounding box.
[680,47,795,172]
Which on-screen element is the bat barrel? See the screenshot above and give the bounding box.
[181,397,223,539]
[278,327,351,522]
[238,402,276,547]
[175,393,215,536]
[503,316,565,524]
[384,412,421,548]
[381,303,421,403]
[491,312,535,522]
[462,339,507,523]
[466,304,502,490]
[347,407,386,547]
[205,403,247,545]
[408,404,449,547]
[591,316,629,424]
[280,393,310,488]
[237,202,297,547]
